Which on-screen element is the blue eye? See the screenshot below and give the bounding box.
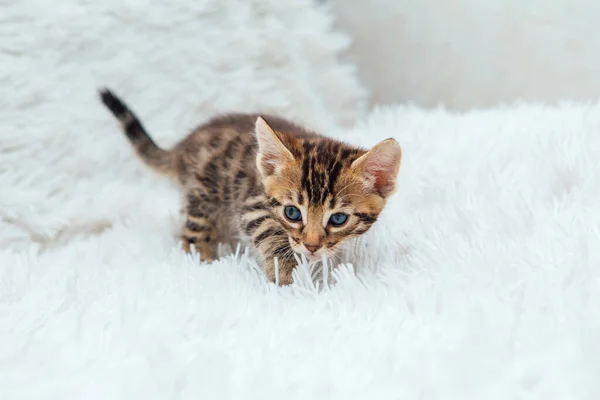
[284,205,302,222]
[329,213,348,226]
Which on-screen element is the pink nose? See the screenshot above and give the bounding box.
[304,244,322,253]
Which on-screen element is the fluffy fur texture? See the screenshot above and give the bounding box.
[4,99,600,398]
[3,0,600,399]
[99,88,400,284]
[0,0,366,252]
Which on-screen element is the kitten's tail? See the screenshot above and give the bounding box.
[99,88,173,175]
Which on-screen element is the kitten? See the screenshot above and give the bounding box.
[99,88,402,285]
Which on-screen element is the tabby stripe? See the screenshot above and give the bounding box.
[301,155,310,185]
[352,226,371,235]
[223,139,238,159]
[198,176,215,191]
[243,144,255,159]
[187,193,203,209]
[209,134,221,148]
[243,208,269,218]
[340,148,352,160]
[245,215,271,234]
[188,210,207,219]
[183,236,197,244]
[308,156,317,201]
[234,169,247,186]
[242,201,267,213]
[245,194,265,203]
[185,220,209,232]
[253,227,284,246]
[319,172,328,204]
[354,212,377,224]
[301,142,313,184]
[188,208,209,219]
[223,176,231,202]
[267,247,294,261]
[183,231,211,243]
[328,158,343,194]
[268,198,281,208]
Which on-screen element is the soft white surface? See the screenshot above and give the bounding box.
[3,1,600,399]
[5,97,600,397]
[0,0,366,252]
[329,0,600,109]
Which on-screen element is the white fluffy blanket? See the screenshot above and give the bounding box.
[329,0,600,108]
[2,1,600,399]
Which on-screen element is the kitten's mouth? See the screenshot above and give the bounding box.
[293,247,331,262]
[303,252,322,262]
[290,239,334,262]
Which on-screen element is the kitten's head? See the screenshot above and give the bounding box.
[255,117,402,261]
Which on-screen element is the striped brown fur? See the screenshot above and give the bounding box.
[99,88,402,285]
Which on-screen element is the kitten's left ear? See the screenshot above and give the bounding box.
[255,116,295,177]
[351,138,402,197]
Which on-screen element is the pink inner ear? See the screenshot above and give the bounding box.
[260,152,280,175]
[363,153,398,196]
[372,168,389,192]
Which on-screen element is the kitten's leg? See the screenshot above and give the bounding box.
[263,256,297,286]
[181,191,218,262]
[246,217,297,285]
[241,195,297,285]
[180,216,218,262]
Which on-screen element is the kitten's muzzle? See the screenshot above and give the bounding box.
[304,243,322,253]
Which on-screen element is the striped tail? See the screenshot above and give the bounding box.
[99,88,173,175]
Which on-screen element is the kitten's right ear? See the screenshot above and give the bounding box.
[255,116,294,176]
[351,138,402,198]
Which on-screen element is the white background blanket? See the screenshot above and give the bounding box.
[329,0,600,109]
[2,1,600,399]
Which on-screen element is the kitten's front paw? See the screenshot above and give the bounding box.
[265,259,295,286]
[180,238,216,262]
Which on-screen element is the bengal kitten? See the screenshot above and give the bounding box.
[99,88,402,285]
